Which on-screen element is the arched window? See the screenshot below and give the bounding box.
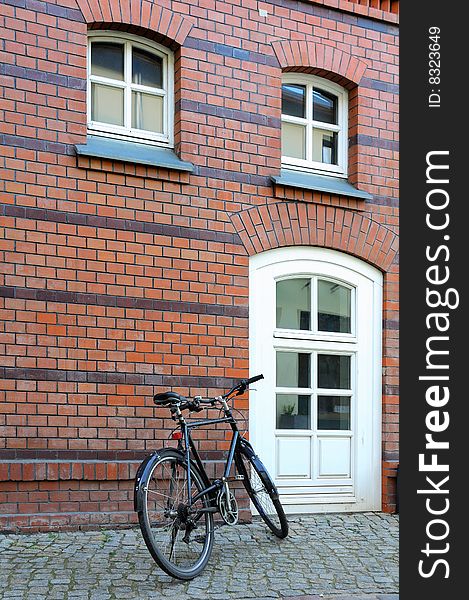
[249,247,382,512]
[281,74,348,177]
[87,31,174,146]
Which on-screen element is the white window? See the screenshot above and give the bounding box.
[281,74,348,177]
[249,248,382,513]
[275,275,355,434]
[87,32,174,146]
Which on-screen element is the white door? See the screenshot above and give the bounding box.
[249,247,382,513]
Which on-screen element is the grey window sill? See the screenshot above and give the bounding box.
[75,136,194,173]
[272,169,372,200]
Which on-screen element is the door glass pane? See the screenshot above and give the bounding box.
[318,354,351,389]
[313,89,337,124]
[276,352,310,388]
[91,83,124,126]
[132,48,163,88]
[318,280,351,333]
[312,129,338,165]
[277,394,311,429]
[318,395,350,430]
[276,278,311,330]
[132,92,163,133]
[282,122,306,160]
[91,42,124,80]
[282,84,306,118]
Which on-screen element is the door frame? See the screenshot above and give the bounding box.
[248,247,383,513]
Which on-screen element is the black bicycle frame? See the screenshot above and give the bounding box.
[180,414,239,507]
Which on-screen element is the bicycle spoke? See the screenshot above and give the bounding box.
[141,454,214,574]
[238,450,286,534]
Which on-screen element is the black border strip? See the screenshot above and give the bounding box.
[0,203,242,246]
[0,286,249,318]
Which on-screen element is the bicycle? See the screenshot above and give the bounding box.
[133,374,288,579]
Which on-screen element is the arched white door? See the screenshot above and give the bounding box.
[249,247,382,513]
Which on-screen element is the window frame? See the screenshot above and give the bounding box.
[275,347,355,434]
[281,74,348,178]
[275,274,357,343]
[274,274,356,434]
[87,31,174,147]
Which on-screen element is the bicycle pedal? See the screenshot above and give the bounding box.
[193,534,206,544]
[234,475,244,480]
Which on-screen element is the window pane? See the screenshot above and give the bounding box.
[132,92,163,133]
[276,352,310,388]
[282,122,306,160]
[132,48,163,88]
[318,396,350,430]
[91,42,124,81]
[318,354,351,390]
[277,394,310,429]
[318,280,351,333]
[91,83,124,126]
[276,278,311,330]
[313,89,337,124]
[282,84,306,118]
[312,129,338,165]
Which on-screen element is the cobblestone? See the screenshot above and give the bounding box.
[0,513,398,599]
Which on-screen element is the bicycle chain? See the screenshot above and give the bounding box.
[192,520,227,544]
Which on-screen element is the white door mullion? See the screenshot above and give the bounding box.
[276,387,314,395]
[316,388,353,396]
[312,349,318,432]
[311,348,317,481]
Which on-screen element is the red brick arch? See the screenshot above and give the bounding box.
[230,203,398,272]
[271,40,368,88]
[76,0,194,46]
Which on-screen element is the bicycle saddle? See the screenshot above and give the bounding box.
[153,391,185,406]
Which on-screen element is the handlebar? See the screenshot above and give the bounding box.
[246,374,264,385]
[169,374,264,414]
[222,374,264,399]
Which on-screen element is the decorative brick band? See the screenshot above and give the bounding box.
[0,285,248,319]
[0,449,149,462]
[0,203,241,245]
[0,448,226,463]
[271,40,368,87]
[76,0,194,46]
[229,203,398,272]
[0,367,238,389]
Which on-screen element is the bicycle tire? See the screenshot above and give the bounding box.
[137,448,214,580]
[235,445,288,538]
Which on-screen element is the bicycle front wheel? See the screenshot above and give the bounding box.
[235,445,288,538]
[137,449,214,580]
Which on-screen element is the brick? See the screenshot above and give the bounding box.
[1,0,399,531]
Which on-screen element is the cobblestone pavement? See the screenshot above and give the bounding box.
[0,513,398,600]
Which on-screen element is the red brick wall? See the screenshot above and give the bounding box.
[0,0,399,530]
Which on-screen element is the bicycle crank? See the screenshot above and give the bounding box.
[217,487,238,525]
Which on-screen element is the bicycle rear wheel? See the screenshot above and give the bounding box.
[137,449,214,580]
[235,445,288,538]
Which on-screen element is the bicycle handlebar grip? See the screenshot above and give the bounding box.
[246,374,264,385]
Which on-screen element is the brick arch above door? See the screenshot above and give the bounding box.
[230,203,398,272]
[75,0,194,46]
